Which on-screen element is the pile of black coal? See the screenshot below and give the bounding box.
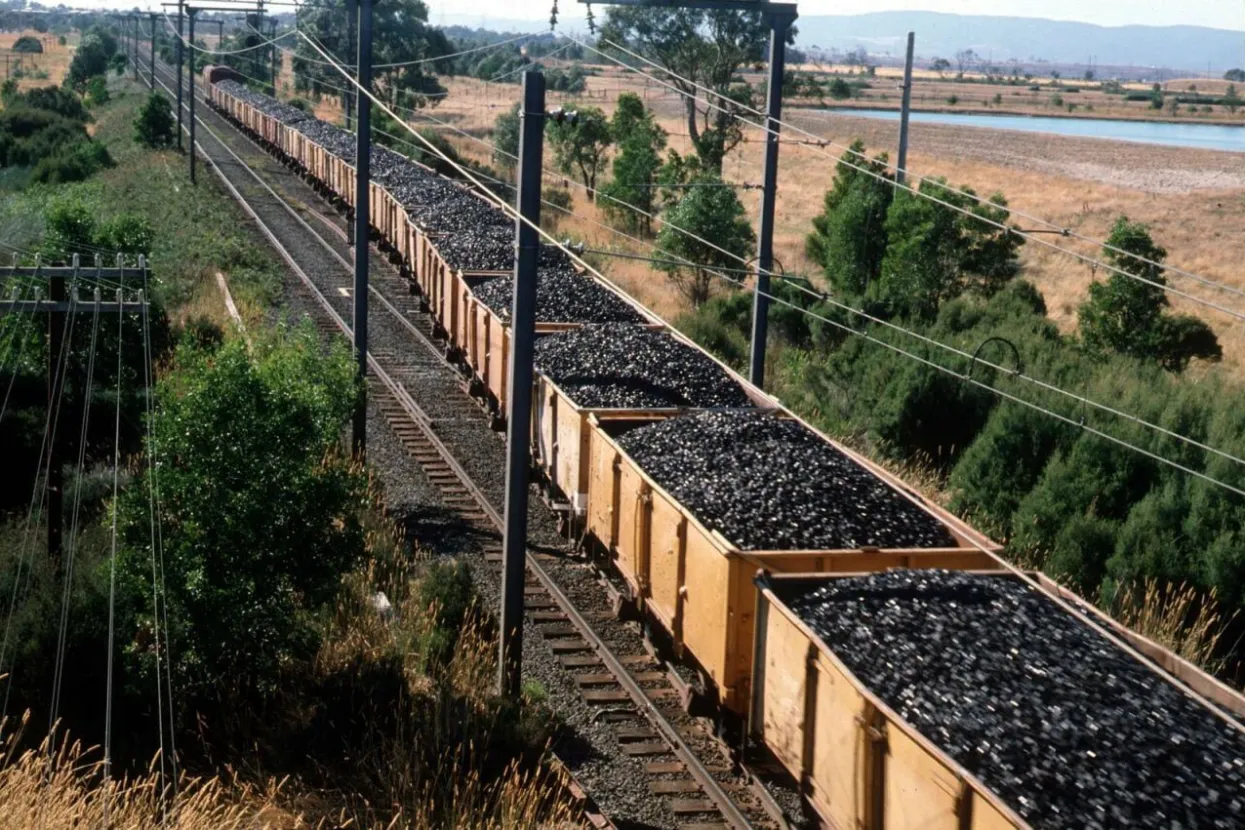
[785,570,1245,829]
[616,411,956,550]
[215,80,311,125]
[471,267,647,325]
[534,325,753,409]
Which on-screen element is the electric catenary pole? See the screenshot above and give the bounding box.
[575,1,796,389]
[896,32,915,187]
[351,0,372,453]
[188,8,198,184]
[499,71,548,699]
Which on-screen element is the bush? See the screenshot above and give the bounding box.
[133,92,177,149]
[115,327,366,704]
[86,75,110,106]
[946,94,959,105]
[12,35,43,53]
[828,77,852,100]
[287,97,309,112]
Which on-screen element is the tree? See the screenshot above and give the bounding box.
[600,7,789,170]
[806,140,893,296]
[42,196,97,262]
[292,0,451,111]
[930,57,951,75]
[1224,68,1245,82]
[827,77,852,100]
[1225,84,1241,115]
[599,93,667,235]
[872,178,1021,319]
[134,92,176,149]
[115,328,366,702]
[85,75,109,106]
[654,176,755,306]
[1078,216,1221,371]
[1084,69,1095,81]
[66,26,117,91]
[12,35,43,53]
[954,48,978,76]
[492,102,520,171]
[547,106,612,199]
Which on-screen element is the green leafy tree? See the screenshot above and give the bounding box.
[599,93,667,235]
[547,106,612,199]
[1224,68,1245,82]
[292,0,451,111]
[492,101,520,171]
[930,57,951,74]
[97,214,155,259]
[115,328,366,702]
[1225,84,1241,115]
[827,77,852,100]
[85,75,110,106]
[66,27,118,90]
[1078,216,1221,371]
[133,92,176,149]
[600,6,788,171]
[41,195,97,262]
[12,35,43,53]
[806,140,893,296]
[654,175,755,306]
[872,178,1021,319]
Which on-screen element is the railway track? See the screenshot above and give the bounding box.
[141,53,797,830]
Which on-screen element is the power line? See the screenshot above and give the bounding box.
[576,35,1245,324]
[289,33,1245,501]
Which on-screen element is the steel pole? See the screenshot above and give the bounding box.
[344,0,356,130]
[149,13,157,89]
[351,0,372,454]
[896,32,915,187]
[46,273,65,565]
[269,19,278,92]
[499,71,546,699]
[747,13,793,389]
[188,10,197,185]
[176,1,184,151]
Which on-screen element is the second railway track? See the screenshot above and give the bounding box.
[141,51,797,830]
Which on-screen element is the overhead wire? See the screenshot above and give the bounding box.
[591,34,1245,304]
[0,293,79,734]
[49,291,101,745]
[293,30,1245,499]
[574,35,1245,322]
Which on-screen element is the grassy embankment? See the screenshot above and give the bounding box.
[0,75,572,828]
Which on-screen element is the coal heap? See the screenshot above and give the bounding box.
[471,266,646,325]
[616,411,956,550]
[534,325,753,409]
[787,570,1245,829]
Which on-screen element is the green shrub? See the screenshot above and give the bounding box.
[417,560,478,672]
[115,327,366,703]
[12,35,43,53]
[133,92,177,149]
[86,75,110,106]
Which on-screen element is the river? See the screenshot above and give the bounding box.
[820,108,1244,153]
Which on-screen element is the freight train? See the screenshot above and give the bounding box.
[204,71,1245,829]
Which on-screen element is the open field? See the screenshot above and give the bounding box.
[784,62,1244,123]
[270,58,1245,367]
[0,30,75,93]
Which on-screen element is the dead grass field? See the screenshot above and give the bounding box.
[785,63,1244,124]
[269,60,1245,366]
[0,30,75,93]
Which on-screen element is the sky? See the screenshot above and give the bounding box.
[46,0,1245,32]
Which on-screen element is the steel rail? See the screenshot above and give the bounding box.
[145,52,762,830]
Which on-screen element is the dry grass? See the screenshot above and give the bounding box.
[1110,580,1237,673]
[0,30,76,93]
[0,714,306,829]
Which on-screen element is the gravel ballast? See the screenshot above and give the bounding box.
[472,267,647,325]
[534,325,754,409]
[784,570,1245,829]
[616,411,956,551]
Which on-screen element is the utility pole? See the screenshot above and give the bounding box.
[188,8,198,184]
[0,257,150,565]
[133,16,140,81]
[351,0,372,454]
[269,17,278,92]
[747,5,797,389]
[149,13,158,89]
[896,31,914,187]
[499,71,547,699]
[176,0,185,152]
[344,0,356,129]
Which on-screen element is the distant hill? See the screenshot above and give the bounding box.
[794,12,1244,74]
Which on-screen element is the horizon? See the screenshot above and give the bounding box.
[28,1,1245,33]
